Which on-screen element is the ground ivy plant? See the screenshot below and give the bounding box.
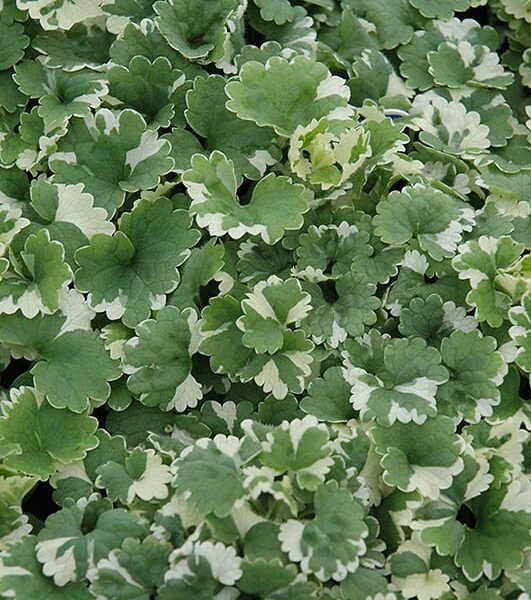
[0,1,529,599]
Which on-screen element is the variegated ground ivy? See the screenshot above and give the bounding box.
[0,1,529,599]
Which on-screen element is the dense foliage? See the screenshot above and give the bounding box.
[0,0,530,598]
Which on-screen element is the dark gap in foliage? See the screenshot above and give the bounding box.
[199,279,221,306]
[204,62,223,75]
[246,24,266,48]
[318,279,339,303]
[463,4,493,27]
[22,481,57,522]
[238,178,254,205]
[323,260,335,276]
[498,35,511,56]
[524,436,531,473]
[388,179,407,193]
[162,171,182,186]
[25,97,40,114]
[0,358,32,389]
[519,373,529,405]
[457,503,477,529]
[92,313,112,330]
[92,404,108,428]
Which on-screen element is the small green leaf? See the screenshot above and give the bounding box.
[279,481,369,582]
[172,439,245,518]
[32,329,121,412]
[0,387,98,479]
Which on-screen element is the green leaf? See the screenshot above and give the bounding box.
[237,237,293,286]
[123,306,201,411]
[109,20,206,73]
[244,521,284,562]
[0,386,98,479]
[96,447,172,504]
[279,481,368,582]
[183,151,311,244]
[239,329,314,399]
[160,538,242,596]
[35,495,147,586]
[411,96,491,158]
[90,537,171,600]
[16,0,103,30]
[0,106,59,171]
[340,567,391,600]
[237,276,311,353]
[452,235,525,327]
[0,21,29,70]
[409,0,468,18]
[30,180,114,239]
[288,118,372,189]
[438,330,505,422]
[29,179,114,266]
[225,56,352,136]
[509,292,531,376]
[319,9,378,66]
[108,56,185,128]
[257,394,302,427]
[258,415,333,491]
[200,294,253,376]
[0,536,91,599]
[481,167,531,200]
[185,74,277,180]
[253,0,295,25]
[455,484,531,581]
[14,60,108,129]
[428,42,513,90]
[362,0,425,49]
[74,198,199,327]
[398,293,477,346]
[371,416,463,498]
[154,0,238,60]
[343,332,448,426]
[168,241,225,310]
[0,70,26,112]
[163,127,205,174]
[49,109,174,216]
[301,366,353,422]
[51,430,127,504]
[398,17,498,90]
[295,221,373,279]
[460,90,513,148]
[32,328,121,412]
[238,558,297,595]
[387,250,468,315]
[32,24,113,71]
[348,49,412,107]
[303,274,380,347]
[0,229,72,317]
[101,0,154,26]
[374,184,474,260]
[172,439,245,517]
[247,5,316,58]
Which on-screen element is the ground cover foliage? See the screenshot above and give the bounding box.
[0,0,530,598]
